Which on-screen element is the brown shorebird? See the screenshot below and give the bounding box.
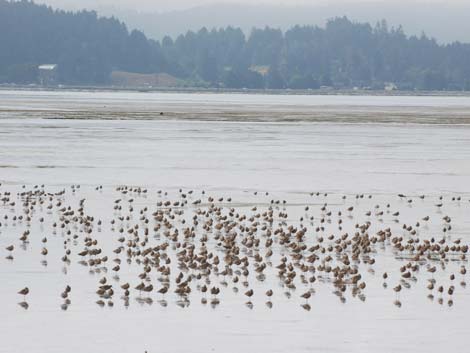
[158,286,168,298]
[244,288,254,296]
[18,287,29,300]
[210,287,220,298]
[393,284,402,298]
[448,286,454,296]
[4,184,470,314]
[135,282,145,295]
[5,245,14,260]
[301,291,311,302]
[143,284,153,295]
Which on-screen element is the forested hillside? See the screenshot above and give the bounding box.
[0,0,167,84]
[1,0,470,90]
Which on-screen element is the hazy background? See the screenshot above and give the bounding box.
[35,0,470,43]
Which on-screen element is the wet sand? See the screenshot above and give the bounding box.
[2,89,470,123]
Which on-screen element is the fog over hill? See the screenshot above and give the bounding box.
[3,0,470,90]
[36,1,470,43]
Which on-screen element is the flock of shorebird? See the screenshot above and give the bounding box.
[1,183,469,311]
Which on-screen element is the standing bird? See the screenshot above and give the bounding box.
[18,287,29,301]
[301,291,311,302]
[158,286,168,298]
[382,272,388,288]
[244,289,254,298]
[5,245,14,259]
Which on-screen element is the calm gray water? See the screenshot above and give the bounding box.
[1,90,470,353]
[1,118,470,194]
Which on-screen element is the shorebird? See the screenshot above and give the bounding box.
[143,284,153,295]
[135,282,145,295]
[5,245,14,260]
[301,291,311,302]
[393,284,402,299]
[158,286,168,299]
[3,183,470,313]
[18,287,29,301]
[210,287,220,298]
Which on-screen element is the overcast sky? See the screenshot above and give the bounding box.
[37,0,470,12]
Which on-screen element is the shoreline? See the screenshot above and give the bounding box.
[2,84,470,97]
[2,88,470,125]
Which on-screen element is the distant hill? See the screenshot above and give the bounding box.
[1,0,470,91]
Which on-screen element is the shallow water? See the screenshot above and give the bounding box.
[1,90,470,353]
[0,118,470,194]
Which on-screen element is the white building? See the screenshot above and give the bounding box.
[38,64,58,85]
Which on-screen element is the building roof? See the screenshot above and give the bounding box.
[38,64,57,70]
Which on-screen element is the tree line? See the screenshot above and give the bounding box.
[1,0,470,90]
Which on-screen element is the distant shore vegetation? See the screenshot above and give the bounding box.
[1,0,470,91]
